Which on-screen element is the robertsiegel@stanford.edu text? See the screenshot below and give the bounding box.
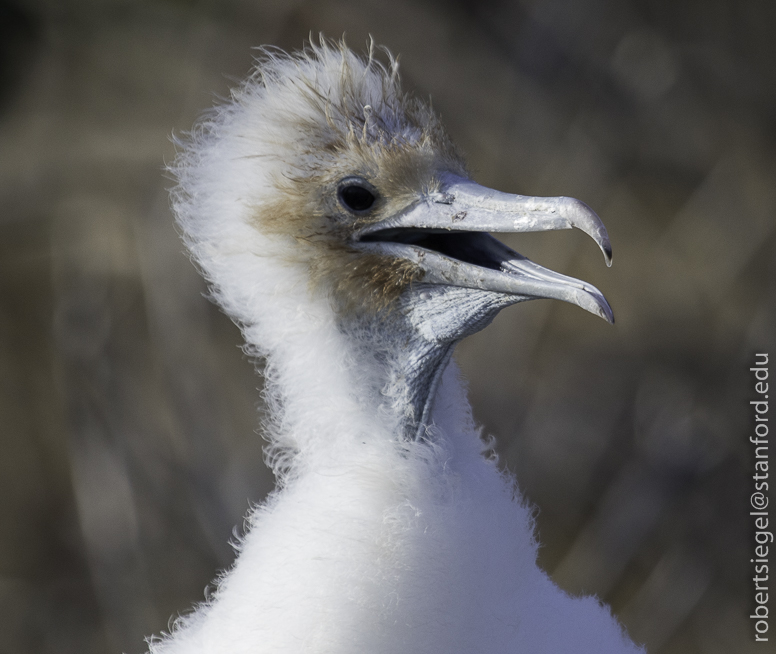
[751,352,770,642]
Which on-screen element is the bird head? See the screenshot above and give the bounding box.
[170,40,613,434]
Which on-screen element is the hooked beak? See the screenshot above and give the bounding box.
[353,174,614,324]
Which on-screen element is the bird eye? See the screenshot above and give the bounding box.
[338,183,376,213]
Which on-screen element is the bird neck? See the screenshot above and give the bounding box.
[245,298,461,473]
[348,324,457,441]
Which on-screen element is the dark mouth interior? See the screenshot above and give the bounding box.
[359,228,512,271]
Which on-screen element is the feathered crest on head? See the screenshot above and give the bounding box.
[227,37,459,165]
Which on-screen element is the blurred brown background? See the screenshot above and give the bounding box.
[1,0,774,652]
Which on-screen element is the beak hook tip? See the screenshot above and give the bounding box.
[602,240,613,267]
[603,304,615,324]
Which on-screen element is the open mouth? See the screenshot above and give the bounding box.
[359,228,517,273]
[350,174,615,323]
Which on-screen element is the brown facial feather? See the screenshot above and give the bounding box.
[248,45,468,316]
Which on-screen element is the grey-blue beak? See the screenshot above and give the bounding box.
[354,174,614,324]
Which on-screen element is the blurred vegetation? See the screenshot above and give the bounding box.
[0,0,773,652]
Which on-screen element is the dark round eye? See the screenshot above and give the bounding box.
[338,184,376,212]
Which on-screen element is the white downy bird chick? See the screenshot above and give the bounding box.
[152,39,643,654]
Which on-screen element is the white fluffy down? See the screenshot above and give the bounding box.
[152,42,644,653]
